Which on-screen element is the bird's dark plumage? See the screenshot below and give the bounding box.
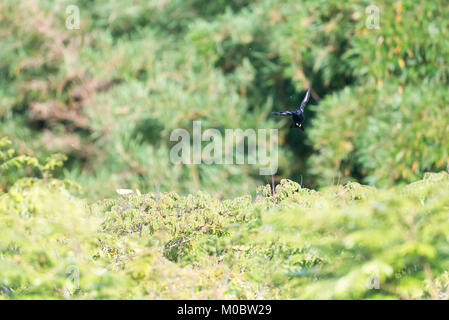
[272,87,311,130]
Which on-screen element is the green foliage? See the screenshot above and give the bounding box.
[251,172,449,299]
[0,178,124,299]
[308,83,449,186]
[2,154,449,298]
[2,0,449,300]
[0,136,68,191]
[2,138,449,299]
[1,0,448,194]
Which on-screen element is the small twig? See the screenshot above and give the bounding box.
[271,174,275,196]
[155,182,160,204]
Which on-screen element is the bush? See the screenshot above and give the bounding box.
[2,139,448,299]
[2,0,448,194]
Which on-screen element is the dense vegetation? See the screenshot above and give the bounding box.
[1,0,449,299]
[2,0,448,197]
[1,141,449,299]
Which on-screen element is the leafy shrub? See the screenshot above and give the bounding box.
[2,0,448,194]
[2,0,449,300]
[2,145,449,299]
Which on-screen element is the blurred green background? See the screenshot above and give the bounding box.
[1,0,448,198]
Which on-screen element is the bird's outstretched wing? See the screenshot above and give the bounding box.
[297,87,311,112]
[271,110,294,116]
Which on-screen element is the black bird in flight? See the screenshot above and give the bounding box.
[272,87,311,131]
